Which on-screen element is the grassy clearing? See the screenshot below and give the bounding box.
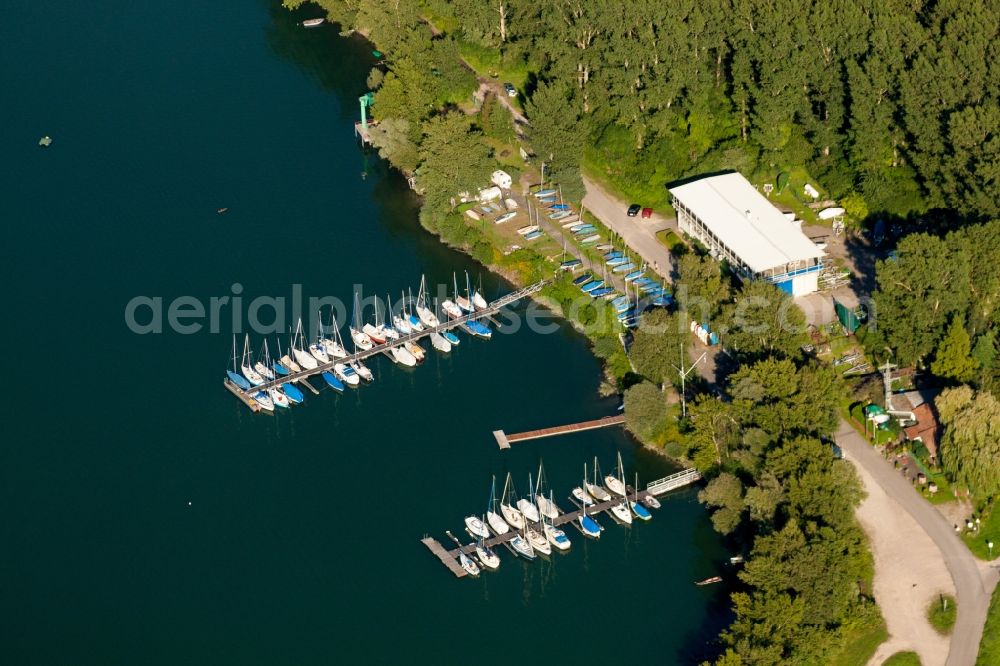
[978,583,1000,665]
[883,652,921,666]
[927,594,957,634]
[963,502,1000,560]
[828,621,889,666]
[656,229,685,253]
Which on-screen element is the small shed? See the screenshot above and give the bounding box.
[491,170,512,189]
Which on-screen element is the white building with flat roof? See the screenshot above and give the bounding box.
[669,172,824,296]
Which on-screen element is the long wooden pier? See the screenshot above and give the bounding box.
[226,281,547,410]
[493,414,626,449]
[421,468,701,576]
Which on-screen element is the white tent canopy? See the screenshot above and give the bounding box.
[669,173,824,275]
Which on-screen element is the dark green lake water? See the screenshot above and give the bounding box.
[1,1,728,662]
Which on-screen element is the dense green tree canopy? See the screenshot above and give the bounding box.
[937,386,1000,498]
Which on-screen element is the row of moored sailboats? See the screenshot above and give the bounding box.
[453,454,662,577]
[224,274,493,411]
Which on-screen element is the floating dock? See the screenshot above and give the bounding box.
[493,414,626,449]
[225,280,547,411]
[421,468,702,577]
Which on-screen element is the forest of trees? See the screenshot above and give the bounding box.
[290,0,997,222]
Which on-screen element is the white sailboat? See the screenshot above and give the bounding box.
[415,275,440,327]
[387,345,417,367]
[430,330,451,352]
[459,551,481,577]
[499,473,525,530]
[605,451,627,496]
[252,389,274,412]
[526,522,551,555]
[351,359,373,382]
[350,294,374,350]
[291,320,318,370]
[308,316,331,363]
[510,533,535,560]
[333,362,360,387]
[517,473,541,523]
[240,335,265,386]
[321,311,349,359]
[543,493,571,550]
[253,340,276,381]
[486,476,511,536]
[276,337,301,374]
[475,521,501,570]
[534,462,560,520]
[441,273,464,319]
[586,457,613,502]
[392,290,413,334]
[404,339,425,363]
[572,463,595,506]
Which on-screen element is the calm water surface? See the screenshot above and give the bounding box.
[0,1,728,663]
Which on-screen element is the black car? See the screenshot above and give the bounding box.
[627,203,641,217]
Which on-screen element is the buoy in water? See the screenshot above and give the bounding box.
[39,136,52,147]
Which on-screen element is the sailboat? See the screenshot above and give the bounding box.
[543,491,571,550]
[631,472,653,521]
[464,515,489,540]
[525,514,551,556]
[571,463,595,506]
[486,476,511,536]
[361,294,388,345]
[471,276,488,310]
[321,311,349,359]
[405,288,424,332]
[517,473,541,523]
[442,328,460,346]
[281,381,305,404]
[240,335,265,386]
[277,336,300,375]
[430,329,451,353]
[499,473,525,530]
[642,492,662,510]
[226,336,252,390]
[586,457,613,502]
[392,290,413,335]
[605,451,628,496]
[534,463,560,520]
[509,532,535,560]
[291,320,318,370]
[459,551,481,577]
[456,272,474,313]
[475,518,501,570]
[441,273,464,319]
[609,455,633,524]
[258,343,288,409]
[253,340,276,381]
[579,497,602,538]
[404,338,425,363]
[271,339,291,376]
[308,316,331,364]
[351,359,374,382]
[350,294,374,350]
[381,295,400,341]
[415,275,440,327]
[320,369,344,392]
[252,389,274,412]
[387,345,417,367]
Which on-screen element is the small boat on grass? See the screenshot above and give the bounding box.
[321,370,344,393]
[533,188,557,198]
[595,243,613,251]
[549,210,571,220]
[573,273,593,286]
[580,234,600,244]
[560,259,582,270]
[604,251,624,260]
[516,224,540,236]
[524,230,543,241]
[624,270,644,282]
[607,256,630,267]
[590,287,616,298]
[495,211,517,224]
[549,203,570,210]
[581,279,604,293]
[613,263,637,274]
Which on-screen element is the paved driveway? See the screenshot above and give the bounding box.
[837,419,999,666]
[582,176,677,281]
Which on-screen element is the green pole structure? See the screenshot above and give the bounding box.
[359,92,374,131]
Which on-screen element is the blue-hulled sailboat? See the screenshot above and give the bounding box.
[581,279,604,293]
[321,370,344,392]
[227,335,252,390]
[281,382,305,404]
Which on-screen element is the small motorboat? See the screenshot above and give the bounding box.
[696,576,723,586]
[631,500,652,521]
[730,555,745,565]
[442,330,460,346]
[544,524,571,550]
[495,211,517,224]
[641,494,662,510]
[464,515,490,539]
[320,371,344,392]
[301,17,325,27]
[459,552,481,577]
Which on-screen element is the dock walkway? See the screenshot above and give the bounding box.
[493,414,625,449]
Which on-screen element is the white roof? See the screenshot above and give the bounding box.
[669,173,824,273]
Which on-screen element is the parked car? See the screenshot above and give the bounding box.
[503,82,517,97]
[627,203,641,217]
[641,207,653,219]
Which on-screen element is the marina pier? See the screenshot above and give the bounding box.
[422,468,702,577]
[224,280,547,410]
[493,414,626,449]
